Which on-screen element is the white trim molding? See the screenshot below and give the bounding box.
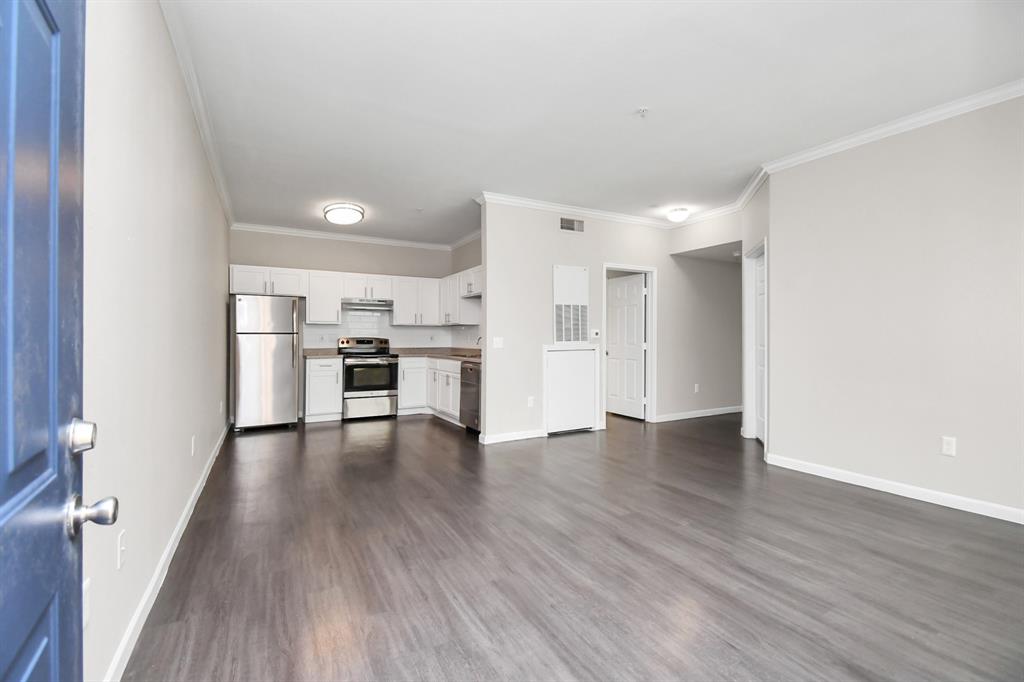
[449,230,482,249]
[683,167,768,226]
[766,452,1024,525]
[763,79,1024,174]
[651,405,743,423]
[479,429,548,445]
[231,222,455,252]
[160,3,234,224]
[102,425,229,682]
[480,192,672,229]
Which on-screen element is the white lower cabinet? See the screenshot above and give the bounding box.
[426,368,439,410]
[426,358,461,419]
[398,358,428,409]
[305,358,343,422]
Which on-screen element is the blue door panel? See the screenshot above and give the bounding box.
[0,0,85,680]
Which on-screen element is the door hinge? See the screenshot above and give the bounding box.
[642,397,647,405]
[642,287,648,295]
[642,342,647,350]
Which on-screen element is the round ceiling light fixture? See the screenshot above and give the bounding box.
[666,207,691,223]
[323,202,365,226]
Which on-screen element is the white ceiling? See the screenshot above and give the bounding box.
[164,1,1024,245]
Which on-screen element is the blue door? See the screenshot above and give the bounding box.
[0,2,105,681]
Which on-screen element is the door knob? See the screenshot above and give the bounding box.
[67,418,97,454]
[66,495,119,538]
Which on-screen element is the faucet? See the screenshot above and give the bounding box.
[476,336,482,346]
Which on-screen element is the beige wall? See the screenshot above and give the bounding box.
[668,179,770,255]
[451,236,482,272]
[83,3,229,680]
[230,228,453,277]
[769,98,1024,509]
[482,202,742,439]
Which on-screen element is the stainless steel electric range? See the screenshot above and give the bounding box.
[338,337,399,419]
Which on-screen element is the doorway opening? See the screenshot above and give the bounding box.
[742,240,768,446]
[603,264,657,423]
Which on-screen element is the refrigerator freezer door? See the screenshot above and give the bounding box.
[235,295,298,333]
[234,333,298,427]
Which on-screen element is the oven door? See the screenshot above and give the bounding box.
[343,357,398,397]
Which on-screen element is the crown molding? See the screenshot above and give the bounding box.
[682,167,768,226]
[480,192,672,228]
[763,79,1024,174]
[160,2,235,224]
[450,230,481,248]
[231,222,458,251]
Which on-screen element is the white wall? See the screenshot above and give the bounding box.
[83,3,229,680]
[769,97,1024,511]
[482,201,742,440]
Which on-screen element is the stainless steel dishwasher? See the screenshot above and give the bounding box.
[459,362,480,431]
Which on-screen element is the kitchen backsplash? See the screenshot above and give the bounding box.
[303,309,480,349]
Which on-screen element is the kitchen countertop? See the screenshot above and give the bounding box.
[302,347,481,364]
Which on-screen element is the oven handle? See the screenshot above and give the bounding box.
[343,357,398,365]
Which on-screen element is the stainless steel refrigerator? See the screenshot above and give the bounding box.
[231,295,300,429]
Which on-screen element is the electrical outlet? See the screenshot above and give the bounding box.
[116,530,127,570]
[527,396,535,408]
[694,383,700,393]
[941,436,956,457]
[191,434,196,457]
[493,337,504,349]
[83,578,91,629]
[219,400,224,414]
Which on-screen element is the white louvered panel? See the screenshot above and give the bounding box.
[553,265,589,344]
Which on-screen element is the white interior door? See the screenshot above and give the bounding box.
[606,273,646,419]
[755,254,767,441]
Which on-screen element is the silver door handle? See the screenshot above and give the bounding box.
[370,286,374,298]
[263,281,267,293]
[66,495,118,538]
[292,335,297,367]
[67,418,97,455]
[336,371,339,384]
[271,281,275,294]
[336,309,340,322]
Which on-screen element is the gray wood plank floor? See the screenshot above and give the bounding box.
[122,414,1024,681]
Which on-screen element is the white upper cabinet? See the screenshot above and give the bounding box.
[306,271,344,324]
[230,265,270,294]
[230,265,307,296]
[392,277,440,326]
[440,272,481,325]
[269,268,308,296]
[343,273,393,299]
[459,266,484,297]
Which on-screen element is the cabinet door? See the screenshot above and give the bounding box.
[306,368,342,416]
[450,371,461,417]
[419,279,441,326]
[391,277,419,325]
[426,369,439,409]
[398,365,427,408]
[470,266,484,295]
[306,271,343,324]
[269,268,308,296]
[437,372,453,413]
[441,275,458,325]
[458,269,475,297]
[230,265,269,294]
[342,274,367,298]
[366,275,392,300]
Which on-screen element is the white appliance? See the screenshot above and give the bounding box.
[544,345,599,433]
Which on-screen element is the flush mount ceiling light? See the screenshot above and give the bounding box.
[666,207,690,223]
[323,202,364,225]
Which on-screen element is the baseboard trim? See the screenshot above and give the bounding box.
[765,453,1024,525]
[651,406,743,423]
[479,429,548,445]
[103,424,229,681]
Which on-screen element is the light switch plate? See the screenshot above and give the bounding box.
[941,436,956,457]
[493,336,504,349]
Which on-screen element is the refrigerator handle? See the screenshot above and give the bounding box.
[292,298,298,332]
[292,334,297,368]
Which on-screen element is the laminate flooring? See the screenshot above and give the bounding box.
[122,414,1024,681]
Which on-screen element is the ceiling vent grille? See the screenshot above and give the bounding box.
[560,217,584,233]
